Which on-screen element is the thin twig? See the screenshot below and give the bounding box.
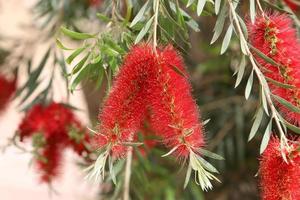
[123,147,133,200]
[153,0,160,54]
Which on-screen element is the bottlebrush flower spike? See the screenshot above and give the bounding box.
[95,44,156,158]
[260,136,300,200]
[18,102,90,183]
[36,143,64,183]
[150,45,219,190]
[150,45,205,157]
[0,74,16,112]
[91,44,219,190]
[248,13,300,126]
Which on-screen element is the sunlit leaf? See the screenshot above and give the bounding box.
[260,119,272,154]
[61,27,95,40]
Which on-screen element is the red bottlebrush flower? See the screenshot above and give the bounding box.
[248,13,300,126]
[36,143,64,183]
[18,102,90,183]
[96,44,157,158]
[0,74,16,112]
[260,137,300,200]
[92,44,217,190]
[19,104,46,141]
[284,0,299,11]
[149,45,205,158]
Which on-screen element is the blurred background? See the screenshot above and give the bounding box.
[0,0,265,199]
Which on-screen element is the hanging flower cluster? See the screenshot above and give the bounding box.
[92,44,219,191]
[0,74,16,112]
[249,12,300,199]
[260,137,300,200]
[248,12,300,126]
[18,102,90,183]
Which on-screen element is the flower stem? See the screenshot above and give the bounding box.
[123,147,133,200]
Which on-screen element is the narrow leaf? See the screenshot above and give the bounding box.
[235,55,246,88]
[215,0,221,14]
[61,27,95,40]
[249,44,280,67]
[130,1,150,27]
[261,88,270,116]
[245,70,254,99]
[266,77,295,89]
[56,39,73,50]
[96,13,111,23]
[134,16,154,44]
[250,0,256,23]
[184,164,192,188]
[197,0,206,16]
[66,47,86,64]
[197,148,224,160]
[272,94,300,114]
[187,0,196,7]
[283,119,300,134]
[211,3,227,44]
[220,24,233,54]
[260,119,272,154]
[248,107,263,141]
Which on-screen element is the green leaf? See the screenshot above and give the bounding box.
[61,27,95,40]
[197,156,219,173]
[249,0,256,23]
[71,54,89,75]
[184,164,192,188]
[272,94,300,114]
[91,54,102,64]
[197,0,206,16]
[283,119,300,134]
[134,16,154,44]
[248,107,263,141]
[240,40,248,55]
[211,3,227,44]
[56,39,73,50]
[245,70,254,99]
[66,47,87,64]
[234,55,246,88]
[260,119,272,154]
[70,64,91,92]
[197,148,225,160]
[215,0,221,14]
[237,14,249,39]
[261,87,269,116]
[266,77,295,89]
[130,1,150,27]
[249,44,280,67]
[220,24,233,54]
[187,0,196,7]
[96,13,111,23]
